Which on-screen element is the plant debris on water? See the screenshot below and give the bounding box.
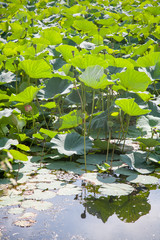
[0,0,160,239]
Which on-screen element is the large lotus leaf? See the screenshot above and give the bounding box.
[79,65,114,89]
[111,58,134,69]
[131,39,154,58]
[84,196,116,223]
[137,52,160,67]
[57,184,81,196]
[136,137,160,148]
[19,59,53,78]
[10,86,40,104]
[0,71,15,85]
[136,115,160,137]
[99,183,134,196]
[38,77,73,99]
[116,192,150,223]
[55,45,79,61]
[115,98,151,116]
[50,132,92,156]
[120,151,155,174]
[115,69,151,92]
[69,54,108,69]
[59,110,85,130]
[40,29,62,45]
[72,19,97,34]
[0,138,18,150]
[127,174,158,184]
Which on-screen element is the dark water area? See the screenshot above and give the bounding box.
[1,187,160,240]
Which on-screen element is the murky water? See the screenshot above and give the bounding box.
[0,186,160,240]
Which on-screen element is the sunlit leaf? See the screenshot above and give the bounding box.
[127,174,158,184]
[115,98,151,116]
[10,86,41,104]
[19,59,53,78]
[9,149,28,161]
[79,65,114,89]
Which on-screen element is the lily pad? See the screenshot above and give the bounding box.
[57,184,81,196]
[25,189,56,200]
[21,200,53,211]
[99,183,134,196]
[127,174,159,185]
[8,207,25,215]
[81,172,116,185]
[120,151,155,174]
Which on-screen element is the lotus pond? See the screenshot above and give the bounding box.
[0,0,160,239]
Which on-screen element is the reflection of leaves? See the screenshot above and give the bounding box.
[84,196,116,223]
[115,191,151,223]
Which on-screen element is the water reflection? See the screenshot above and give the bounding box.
[81,190,151,223]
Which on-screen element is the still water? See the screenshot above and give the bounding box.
[0,186,160,240]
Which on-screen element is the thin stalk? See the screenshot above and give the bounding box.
[82,83,87,172]
[36,98,49,129]
[122,115,130,153]
[106,130,111,162]
[101,91,104,111]
[88,90,95,135]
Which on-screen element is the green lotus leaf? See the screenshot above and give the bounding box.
[72,19,97,34]
[127,174,158,184]
[79,41,95,50]
[50,132,92,156]
[120,151,155,174]
[40,29,62,45]
[55,45,79,61]
[0,138,18,150]
[39,128,57,139]
[9,149,28,161]
[137,52,160,67]
[131,39,154,57]
[19,59,53,78]
[96,18,115,26]
[136,137,160,148]
[81,173,116,185]
[115,98,151,116]
[115,69,152,92]
[40,102,56,109]
[10,86,41,104]
[38,77,73,100]
[79,65,114,89]
[59,110,85,130]
[16,144,30,151]
[69,54,108,69]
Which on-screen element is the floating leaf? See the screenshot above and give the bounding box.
[51,132,92,156]
[115,98,151,116]
[81,172,115,185]
[120,151,155,174]
[19,59,53,78]
[127,174,158,184]
[8,207,24,215]
[57,184,81,195]
[99,183,134,196]
[25,189,56,200]
[21,200,53,211]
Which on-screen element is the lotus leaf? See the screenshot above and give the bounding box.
[50,132,92,156]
